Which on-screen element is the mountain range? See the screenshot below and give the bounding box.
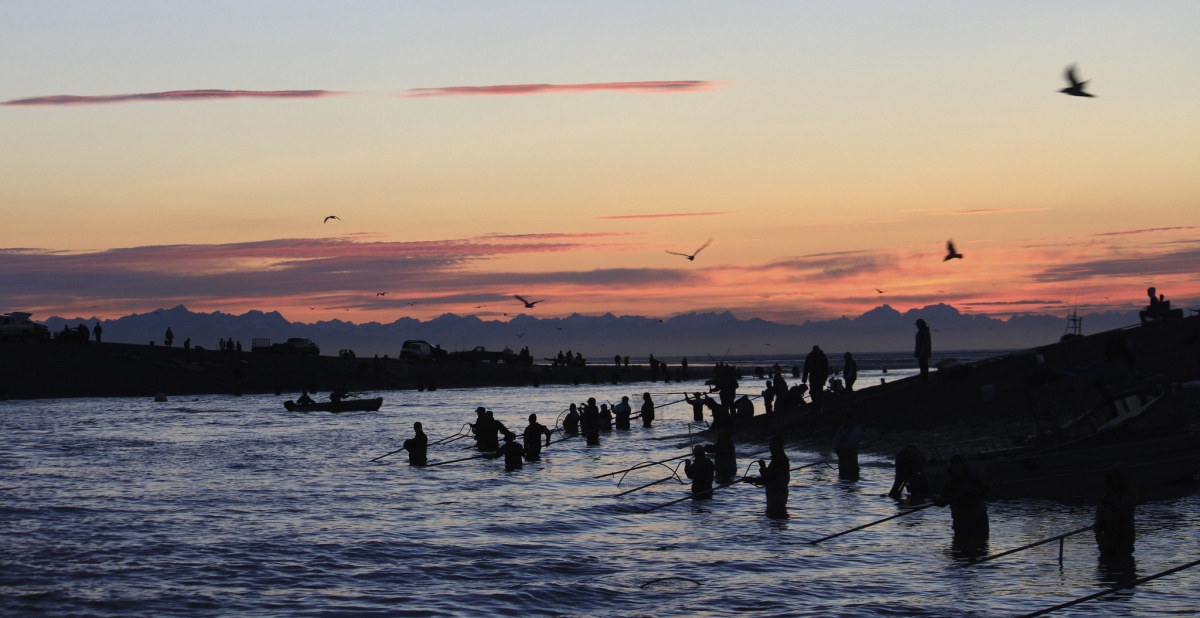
[42,304,1144,360]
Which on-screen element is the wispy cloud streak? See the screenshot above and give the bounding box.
[3,89,344,106]
[595,212,731,221]
[404,80,723,98]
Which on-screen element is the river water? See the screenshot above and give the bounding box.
[3,369,1198,616]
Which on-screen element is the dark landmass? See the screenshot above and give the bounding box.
[742,315,1200,457]
[0,341,664,400]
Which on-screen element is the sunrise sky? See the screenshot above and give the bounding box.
[3,1,1198,325]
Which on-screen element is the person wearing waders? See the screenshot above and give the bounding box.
[403,421,428,466]
[684,445,715,500]
[640,392,655,428]
[758,436,790,518]
[523,414,552,462]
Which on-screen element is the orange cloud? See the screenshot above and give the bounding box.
[404,80,724,98]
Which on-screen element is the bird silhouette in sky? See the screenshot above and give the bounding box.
[876,288,884,294]
[405,301,418,306]
[666,238,713,261]
[376,292,386,296]
[514,295,544,309]
[944,240,963,261]
[324,215,340,223]
[1059,64,1095,98]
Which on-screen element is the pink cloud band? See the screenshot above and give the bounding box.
[2,89,344,106]
[595,211,731,221]
[404,80,722,98]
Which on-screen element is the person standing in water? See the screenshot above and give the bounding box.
[522,414,552,462]
[639,392,655,428]
[758,436,790,518]
[684,445,715,500]
[613,396,632,430]
[402,422,428,466]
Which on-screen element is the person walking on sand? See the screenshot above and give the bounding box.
[914,319,932,383]
[802,345,830,407]
[92,322,102,344]
[842,352,858,393]
[639,392,655,428]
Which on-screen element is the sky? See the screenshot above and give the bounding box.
[3,1,1198,326]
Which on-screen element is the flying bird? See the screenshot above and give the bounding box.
[876,288,884,294]
[324,215,340,223]
[376,292,386,296]
[944,240,963,261]
[1059,64,1095,98]
[666,238,713,261]
[514,295,544,309]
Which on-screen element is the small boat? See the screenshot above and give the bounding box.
[283,397,384,413]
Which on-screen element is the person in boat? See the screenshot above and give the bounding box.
[734,394,755,423]
[757,436,790,518]
[296,390,315,405]
[1094,466,1137,560]
[486,432,525,472]
[705,427,737,483]
[685,392,707,423]
[832,424,862,481]
[888,444,931,502]
[842,352,858,393]
[581,400,601,446]
[935,455,989,543]
[684,445,715,500]
[613,396,632,430]
[329,385,349,403]
[802,345,831,407]
[403,421,428,466]
[522,414,553,462]
[562,404,581,435]
[599,403,613,431]
[639,392,655,428]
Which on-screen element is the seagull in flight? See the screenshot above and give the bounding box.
[1059,64,1095,98]
[514,295,544,309]
[666,238,713,261]
[376,292,386,296]
[324,215,340,223]
[876,288,884,294]
[944,240,963,261]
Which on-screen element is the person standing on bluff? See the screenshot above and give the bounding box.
[802,345,830,407]
[914,319,932,383]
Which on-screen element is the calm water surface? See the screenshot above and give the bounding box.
[2,377,1198,617]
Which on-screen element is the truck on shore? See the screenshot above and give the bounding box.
[449,346,518,364]
[0,312,51,341]
[251,337,320,356]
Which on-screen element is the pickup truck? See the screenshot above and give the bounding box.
[251,337,320,356]
[449,346,517,363]
[0,312,51,341]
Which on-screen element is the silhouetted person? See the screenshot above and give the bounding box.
[936,455,989,543]
[706,428,737,482]
[599,403,612,431]
[488,432,524,471]
[92,322,102,344]
[914,319,932,383]
[802,345,830,406]
[613,396,632,430]
[684,445,715,500]
[523,414,552,462]
[734,394,754,422]
[329,385,348,403]
[562,404,580,435]
[842,352,858,392]
[888,444,931,502]
[581,399,601,446]
[1094,467,1137,560]
[403,422,428,466]
[832,424,862,481]
[296,390,315,405]
[164,327,174,347]
[685,392,706,423]
[762,381,775,414]
[639,392,655,428]
[758,436,790,518]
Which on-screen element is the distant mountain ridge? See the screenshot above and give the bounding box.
[43,304,1143,360]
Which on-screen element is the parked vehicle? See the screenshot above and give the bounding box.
[0,312,51,341]
[251,337,320,356]
[400,339,435,360]
[449,346,518,363]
